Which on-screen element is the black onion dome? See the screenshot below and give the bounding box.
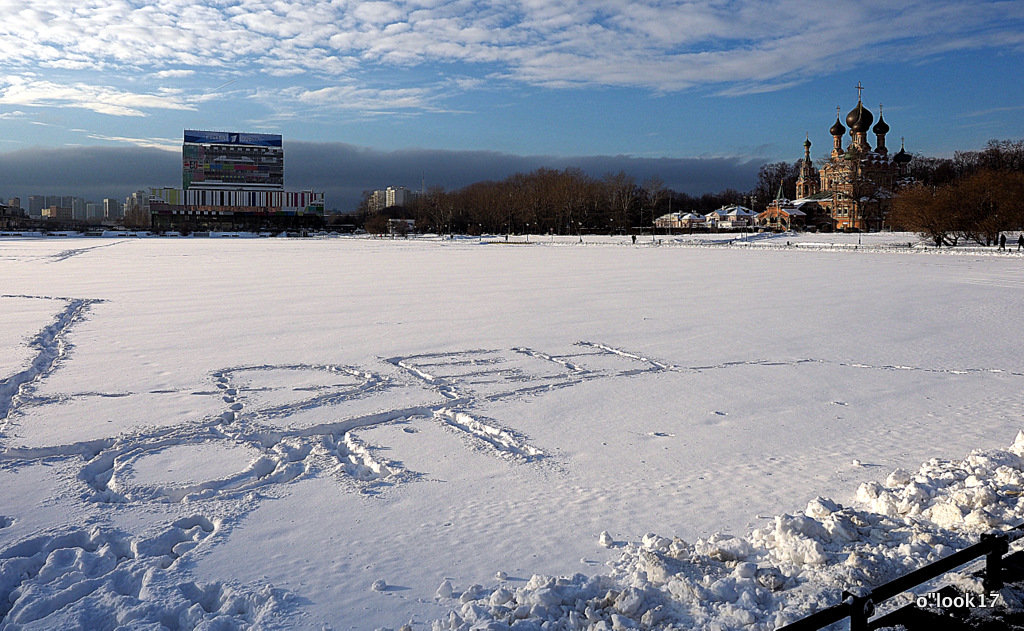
[846,102,874,132]
[894,146,911,163]
[873,115,889,135]
[804,137,812,148]
[830,117,845,136]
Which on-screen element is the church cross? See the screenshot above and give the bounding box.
[856,81,865,101]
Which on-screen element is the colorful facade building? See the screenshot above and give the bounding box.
[150,130,324,231]
[758,185,829,232]
[182,130,284,191]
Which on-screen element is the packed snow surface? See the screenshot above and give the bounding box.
[1,233,1023,630]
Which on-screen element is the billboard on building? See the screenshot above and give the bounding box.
[184,130,282,147]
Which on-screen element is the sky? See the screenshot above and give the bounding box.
[1,0,1023,210]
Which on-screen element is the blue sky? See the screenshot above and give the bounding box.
[1,0,1023,207]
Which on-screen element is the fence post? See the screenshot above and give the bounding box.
[843,590,874,631]
[982,533,1009,592]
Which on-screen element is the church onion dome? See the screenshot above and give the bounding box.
[830,117,845,136]
[873,115,889,135]
[846,101,874,132]
[894,138,911,163]
[804,137,812,148]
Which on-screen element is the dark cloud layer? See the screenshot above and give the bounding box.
[0,143,762,211]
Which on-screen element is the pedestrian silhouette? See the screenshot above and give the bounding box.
[998,233,1006,251]
[631,235,636,245]
[1018,234,1023,251]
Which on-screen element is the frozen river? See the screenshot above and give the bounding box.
[1,234,1023,629]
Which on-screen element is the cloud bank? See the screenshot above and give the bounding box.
[0,143,762,210]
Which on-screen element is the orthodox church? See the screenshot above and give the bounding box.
[794,84,911,231]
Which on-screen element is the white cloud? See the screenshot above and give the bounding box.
[86,133,181,151]
[286,83,438,113]
[0,0,1019,111]
[351,2,406,26]
[0,76,196,117]
[154,69,195,79]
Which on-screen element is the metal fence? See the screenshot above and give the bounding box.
[779,526,1023,631]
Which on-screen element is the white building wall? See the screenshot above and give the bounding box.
[385,186,413,208]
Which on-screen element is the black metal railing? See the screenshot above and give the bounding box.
[778,525,1023,631]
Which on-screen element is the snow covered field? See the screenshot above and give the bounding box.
[1,234,1023,630]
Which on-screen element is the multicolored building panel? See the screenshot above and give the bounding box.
[183,129,284,191]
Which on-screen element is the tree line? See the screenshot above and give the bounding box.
[347,137,1024,241]
[890,139,1024,245]
[354,169,749,236]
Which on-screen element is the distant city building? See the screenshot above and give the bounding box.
[368,190,387,213]
[43,195,83,212]
[28,196,45,218]
[104,198,123,220]
[86,203,103,221]
[367,186,416,212]
[125,190,151,213]
[25,196,86,221]
[72,198,87,221]
[25,196,87,222]
[149,130,324,231]
[0,202,19,229]
[386,186,414,208]
[794,83,911,231]
[42,206,73,221]
[7,197,21,212]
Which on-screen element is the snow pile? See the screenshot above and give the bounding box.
[429,431,1024,630]
[0,515,291,629]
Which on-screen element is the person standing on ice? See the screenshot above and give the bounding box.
[998,233,1006,251]
[1018,233,1023,251]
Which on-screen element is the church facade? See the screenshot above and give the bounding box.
[795,85,911,231]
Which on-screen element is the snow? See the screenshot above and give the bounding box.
[1,234,1023,630]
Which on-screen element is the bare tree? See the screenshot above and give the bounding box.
[643,175,667,217]
[890,184,955,246]
[752,161,800,210]
[603,171,638,232]
[891,169,1024,246]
